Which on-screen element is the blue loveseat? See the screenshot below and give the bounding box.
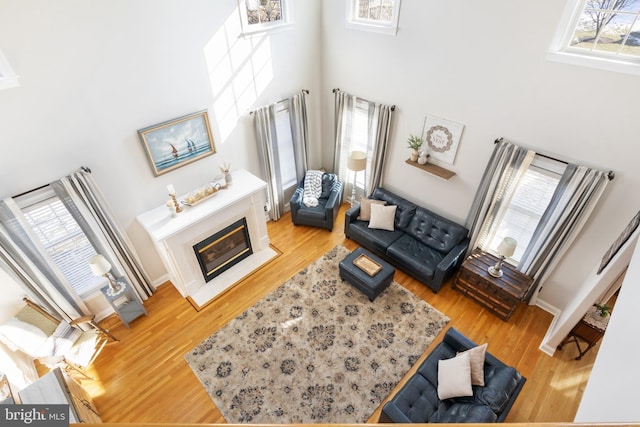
[380,327,526,423]
[345,187,469,292]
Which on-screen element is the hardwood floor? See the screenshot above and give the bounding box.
[82,204,603,424]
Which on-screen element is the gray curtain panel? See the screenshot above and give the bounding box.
[254,104,285,221]
[366,103,394,194]
[290,90,310,183]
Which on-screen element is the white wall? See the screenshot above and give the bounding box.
[0,0,322,315]
[321,0,640,314]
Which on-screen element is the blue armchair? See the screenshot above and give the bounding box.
[290,173,343,231]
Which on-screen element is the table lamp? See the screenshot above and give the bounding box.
[89,254,126,296]
[488,237,517,278]
[347,151,367,206]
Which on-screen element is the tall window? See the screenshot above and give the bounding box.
[350,99,371,190]
[238,0,293,36]
[548,0,640,75]
[274,100,297,191]
[346,0,401,35]
[17,188,104,297]
[484,157,565,263]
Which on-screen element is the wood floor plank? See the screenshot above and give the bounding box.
[78,203,602,424]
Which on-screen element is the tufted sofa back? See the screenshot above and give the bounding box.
[370,187,417,231]
[405,208,469,254]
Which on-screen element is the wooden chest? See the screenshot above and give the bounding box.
[453,250,533,321]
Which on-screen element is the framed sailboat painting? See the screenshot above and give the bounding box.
[138,110,216,176]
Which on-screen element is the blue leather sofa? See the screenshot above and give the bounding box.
[380,327,526,423]
[345,187,469,292]
[290,173,343,231]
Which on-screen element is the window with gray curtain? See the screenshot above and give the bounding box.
[254,90,310,221]
[333,89,394,200]
[466,138,612,303]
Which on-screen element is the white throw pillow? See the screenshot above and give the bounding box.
[368,204,397,231]
[357,198,386,221]
[437,352,473,400]
[457,343,488,386]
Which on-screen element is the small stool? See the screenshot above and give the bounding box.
[339,247,395,301]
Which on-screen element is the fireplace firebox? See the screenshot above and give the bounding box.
[193,218,253,282]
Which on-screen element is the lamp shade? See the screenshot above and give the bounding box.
[347,151,367,172]
[88,254,111,276]
[497,237,517,258]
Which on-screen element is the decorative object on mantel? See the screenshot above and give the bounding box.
[487,237,517,278]
[219,161,232,186]
[138,110,216,177]
[421,115,464,165]
[166,199,178,217]
[167,184,183,213]
[88,254,126,297]
[407,134,423,161]
[182,182,225,206]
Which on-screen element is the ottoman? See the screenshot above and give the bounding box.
[339,247,395,301]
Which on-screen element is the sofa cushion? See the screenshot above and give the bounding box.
[386,234,446,280]
[357,198,386,221]
[368,204,397,231]
[431,402,497,423]
[347,221,405,254]
[296,198,328,219]
[437,352,473,400]
[405,208,468,254]
[371,188,417,231]
[471,365,522,414]
[387,373,441,423]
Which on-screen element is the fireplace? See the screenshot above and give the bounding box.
[193,218,253,283]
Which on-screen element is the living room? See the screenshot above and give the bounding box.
[0,0,639,424]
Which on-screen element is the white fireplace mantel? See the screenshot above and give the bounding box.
[137,169,277,308]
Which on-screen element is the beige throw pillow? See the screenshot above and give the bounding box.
[458,343,488,386]
[357,198,386,221]
[368,204,397,231]
[437,352,473,400]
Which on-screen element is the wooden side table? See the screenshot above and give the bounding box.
[453,250,533,321]
[557,305,610,360]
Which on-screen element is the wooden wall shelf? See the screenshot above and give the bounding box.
[405,159,456,180]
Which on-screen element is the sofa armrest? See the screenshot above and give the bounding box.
[379,401,413,423]
[289,180,304,214]
[432,238,469,287]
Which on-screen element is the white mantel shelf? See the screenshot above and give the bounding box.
[137,169,267,242]
[137,169,277,309]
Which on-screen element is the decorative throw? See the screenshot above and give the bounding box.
[302,170,324,207]
[185,245,450,424]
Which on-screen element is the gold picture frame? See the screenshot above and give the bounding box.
[138,110,216,177]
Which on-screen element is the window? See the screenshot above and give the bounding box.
[346,0,401,35]
[17,188,104,297]
[548,0,640,75]
[350,99,371,190]
[0,50,19,90]
[484,157,565,263]
[238,0,293,36]
[274,100,297,190]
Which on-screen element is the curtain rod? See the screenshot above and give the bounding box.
[332,88,396,111]
[249,90,309,115]
[494,137,614,181]
[11,166,93,198]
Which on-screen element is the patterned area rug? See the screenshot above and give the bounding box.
[184,245,449,423]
